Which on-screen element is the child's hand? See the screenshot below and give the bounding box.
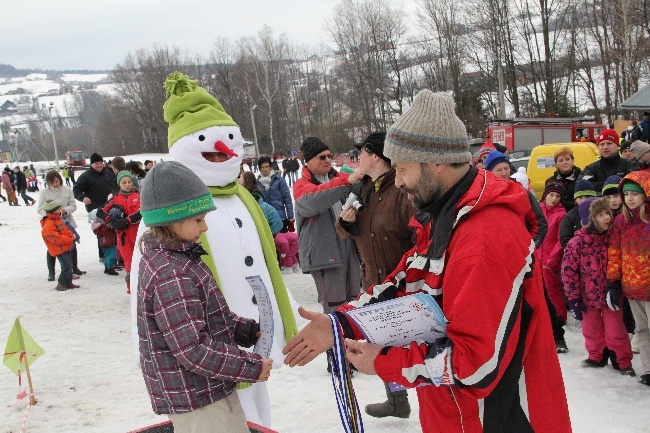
[258,359,273,382]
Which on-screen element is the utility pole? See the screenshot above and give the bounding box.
[497,62,505,119]
[44,102,60,169]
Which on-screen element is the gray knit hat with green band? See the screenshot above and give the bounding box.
[140,161,216,227]
[384,90,471,164]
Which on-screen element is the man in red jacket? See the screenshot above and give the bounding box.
[283,90,572,433]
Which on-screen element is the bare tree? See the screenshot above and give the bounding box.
[238,25,293,154]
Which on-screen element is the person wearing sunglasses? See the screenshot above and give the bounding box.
[335,131,417,419]
[284,91,572,433]
[293,137,364,319]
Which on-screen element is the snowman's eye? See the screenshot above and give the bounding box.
[229,134,234,140]
[198,135,205,141]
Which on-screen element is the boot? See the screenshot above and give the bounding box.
[48,272,55,282]
[55,283,69,291]
[365,383,411,419]
[66,282,80,289]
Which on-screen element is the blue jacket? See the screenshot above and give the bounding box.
[641,117,650,140]
[257,173,294,220]
[257,197,283,236]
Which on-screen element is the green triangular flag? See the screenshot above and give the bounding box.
[3,318,45,376]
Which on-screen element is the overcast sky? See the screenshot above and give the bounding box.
[2,0,373,71]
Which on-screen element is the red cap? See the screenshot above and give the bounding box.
[596,129,619,146]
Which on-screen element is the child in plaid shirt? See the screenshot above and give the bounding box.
[137,162,272,433]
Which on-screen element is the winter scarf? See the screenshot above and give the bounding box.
[258,174,272,192]
[200,181,298,343]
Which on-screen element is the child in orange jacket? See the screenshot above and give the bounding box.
[41,200,78,291]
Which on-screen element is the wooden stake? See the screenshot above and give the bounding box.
[15,321,37,405]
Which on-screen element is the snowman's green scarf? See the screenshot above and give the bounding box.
[198,182,298,388]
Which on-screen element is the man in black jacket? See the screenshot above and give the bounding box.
[73,153,116,262]
[579,128,638,191]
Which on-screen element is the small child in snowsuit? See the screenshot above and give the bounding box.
[89,209,118,275]
[41,200,78,291]
[606,171,650,386]
[137,161,273,433]
[97,171,141,293]
[540,181,568,352]
[562,197,635,375]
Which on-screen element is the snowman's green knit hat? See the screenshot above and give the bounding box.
[163,71,238,147]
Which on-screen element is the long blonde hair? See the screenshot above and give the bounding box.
[622,201,649,224]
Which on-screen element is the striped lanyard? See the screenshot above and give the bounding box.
[328,314,364,433]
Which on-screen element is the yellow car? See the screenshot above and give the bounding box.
[527,142,600,200]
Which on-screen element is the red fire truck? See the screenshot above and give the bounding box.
[484,118,606,152]
[66,150,87,167]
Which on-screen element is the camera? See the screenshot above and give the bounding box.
[343,192,364,211]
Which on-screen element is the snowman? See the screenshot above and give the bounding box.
[130,72,300,428]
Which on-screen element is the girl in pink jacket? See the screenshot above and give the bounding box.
[562,197,634,376]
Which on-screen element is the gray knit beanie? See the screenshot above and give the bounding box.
[630,140,650,162]
[384,90,471,164]
[140,161,216,227]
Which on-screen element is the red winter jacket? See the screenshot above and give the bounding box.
[338,168,572,433]
[607,171,650,301]
[99,190,141,272]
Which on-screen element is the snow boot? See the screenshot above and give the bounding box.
[556,338,568,354]
[105,268,119,276]
[55,283,69,291]
[365,383,411,419]
[66,282,80,289]
[639,374,650,386]
[48,272,55,282]
[619,367,636,377]
[582,358,607,368]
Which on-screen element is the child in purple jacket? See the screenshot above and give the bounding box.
[562,197,635,376]
[137,162,272,433]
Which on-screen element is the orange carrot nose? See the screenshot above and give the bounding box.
[214,141,238,157]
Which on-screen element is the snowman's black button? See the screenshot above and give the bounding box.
[252,295,257,305]
[245,256,254,266]
[235,218,242,228]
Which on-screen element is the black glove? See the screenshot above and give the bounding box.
[109,218,129,231]
[568,299,587,321]
[128,212,142,224]
[248,322,261,345]
[606,281,622,311]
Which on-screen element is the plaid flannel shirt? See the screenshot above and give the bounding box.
[137,234,263,414]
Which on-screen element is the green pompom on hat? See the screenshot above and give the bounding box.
[163,72,238,147]
[116,170,133,185]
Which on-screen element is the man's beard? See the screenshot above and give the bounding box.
[401,164,442,209]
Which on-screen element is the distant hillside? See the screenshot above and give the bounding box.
[0,64,111,79]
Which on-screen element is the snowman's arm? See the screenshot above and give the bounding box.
[152,269,264,383]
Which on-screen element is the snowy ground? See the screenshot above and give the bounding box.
[1,195,649,433]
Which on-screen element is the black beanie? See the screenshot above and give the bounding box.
[90,153,103,164]
[301,137,329,162]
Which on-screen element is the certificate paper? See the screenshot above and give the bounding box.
[342,293,447,347]
[245,275,274,358]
